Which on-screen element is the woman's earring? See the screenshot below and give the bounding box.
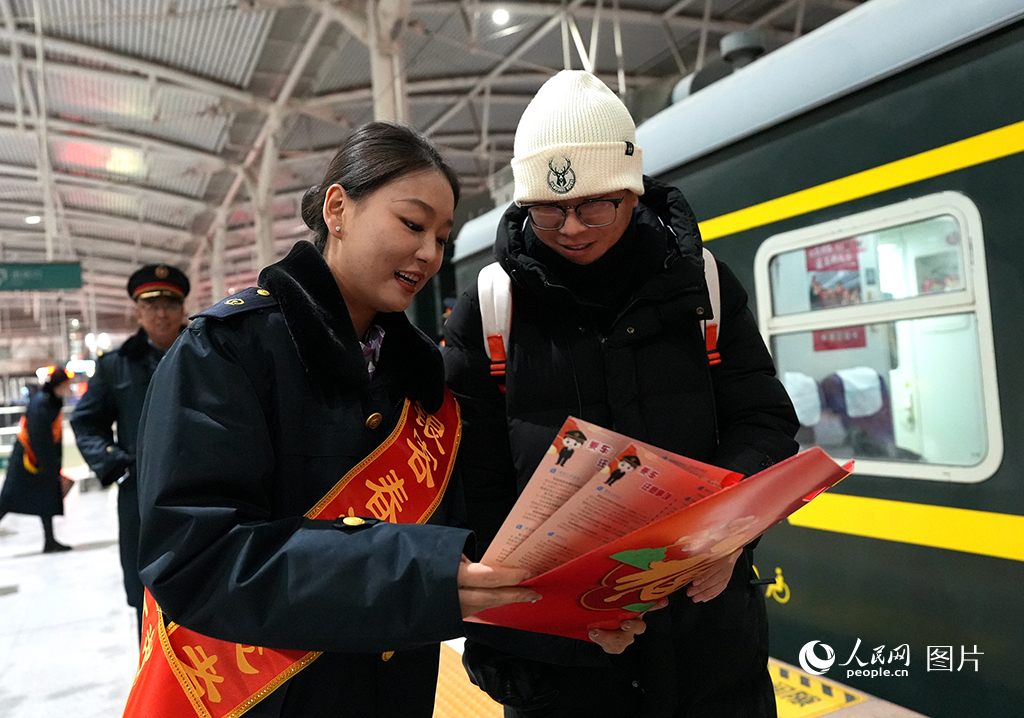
[334,226,341,233]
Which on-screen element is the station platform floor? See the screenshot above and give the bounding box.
[0,463,930,718]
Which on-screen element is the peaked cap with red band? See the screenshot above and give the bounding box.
[127,264,190,300]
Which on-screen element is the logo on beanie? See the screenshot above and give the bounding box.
[547,158,576,194]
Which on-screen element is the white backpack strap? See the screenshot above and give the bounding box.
[702,246,722,366]
[477,262,512,388]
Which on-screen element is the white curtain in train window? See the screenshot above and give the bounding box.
[768,213,985,469]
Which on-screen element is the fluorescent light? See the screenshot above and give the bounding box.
[25,215,41,224]
[493,8,509,25]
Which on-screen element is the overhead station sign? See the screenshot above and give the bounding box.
[0,263,82,290]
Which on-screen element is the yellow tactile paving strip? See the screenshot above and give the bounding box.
[770,659,867,718]
[434,643,503,718]
[432,649,872,718]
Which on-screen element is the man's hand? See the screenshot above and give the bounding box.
[587,598,669,654]
[686,549,741,603]
[458,556,540,618]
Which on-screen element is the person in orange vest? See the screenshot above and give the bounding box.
[0,365,75,553]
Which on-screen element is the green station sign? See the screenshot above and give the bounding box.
[0,263,82,290]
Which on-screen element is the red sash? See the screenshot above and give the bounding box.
[122,390,461,718]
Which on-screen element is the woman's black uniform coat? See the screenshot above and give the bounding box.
[136,241,472,718]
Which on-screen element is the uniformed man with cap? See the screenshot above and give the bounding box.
[71,263,190,636]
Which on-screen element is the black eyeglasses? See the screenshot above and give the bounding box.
[521,196,627,231]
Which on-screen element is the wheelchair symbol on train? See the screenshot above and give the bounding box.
[753,566,790,604]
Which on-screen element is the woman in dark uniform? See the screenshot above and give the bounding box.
[123,122,538,718]
[0,365,75,553]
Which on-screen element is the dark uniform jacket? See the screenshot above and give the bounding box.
[71,324,167,612]
[136,240,471,718]
[444,178,799,717]
[0,389,65,518]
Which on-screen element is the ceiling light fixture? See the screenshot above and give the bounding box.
[492,8,509,25]
[26,215,42,224]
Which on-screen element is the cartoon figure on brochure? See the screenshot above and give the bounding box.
[578,516,758,613]
[555,429,587,466]
[604,455,640,486]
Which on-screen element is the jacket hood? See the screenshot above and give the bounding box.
[259,241,445,412]
[494,176,709,311]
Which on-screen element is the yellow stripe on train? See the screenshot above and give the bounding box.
[698,119,1024,241]
[788,494,1024,562]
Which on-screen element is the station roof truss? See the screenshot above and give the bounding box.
[0,0,863,341]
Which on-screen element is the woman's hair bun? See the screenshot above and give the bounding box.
[300,185,324,231]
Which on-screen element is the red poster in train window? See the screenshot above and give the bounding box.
[805,238,860,271]
[813,326,867,351]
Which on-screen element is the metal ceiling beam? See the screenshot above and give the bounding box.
[0,26,264,110]
[301,71,559,109]
[367,0,411,122]
[0,109,233,174]
[414,2,781,38]
[2,232,190,264]
[57,174,211,214]
[424,0,592,136]
[0,0,25,129]
[203,8,334,283]
[0,165,212,215]
[0,200,199,241]
[29,0,68,267]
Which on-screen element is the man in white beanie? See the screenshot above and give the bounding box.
[445,71,798,717]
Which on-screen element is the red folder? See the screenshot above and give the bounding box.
[468,442,851,642]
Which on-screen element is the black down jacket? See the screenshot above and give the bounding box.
[444,177,799,717]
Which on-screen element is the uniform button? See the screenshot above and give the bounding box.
[382,651,394,662]
[696,306,705,316]
[626,326,635,334]
[365,412,383,429]
[106,446,114,453]
[631,680,640,688]
[256,289,270,296]
[342,516,365,526]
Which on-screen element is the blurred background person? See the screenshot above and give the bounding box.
[70,263,190,634]
[0,365,76,553]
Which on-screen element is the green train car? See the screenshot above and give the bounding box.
[452,1,1024,715]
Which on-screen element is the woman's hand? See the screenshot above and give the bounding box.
[686,549,741,603]
[587,598,668,654]
[458,556,540,618]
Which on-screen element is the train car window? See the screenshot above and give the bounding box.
[769,215,966,316]
[753,192,1002,483]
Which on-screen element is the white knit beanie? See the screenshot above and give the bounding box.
[512,70,644,204]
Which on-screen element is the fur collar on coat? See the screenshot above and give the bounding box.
[259,240,446,413]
